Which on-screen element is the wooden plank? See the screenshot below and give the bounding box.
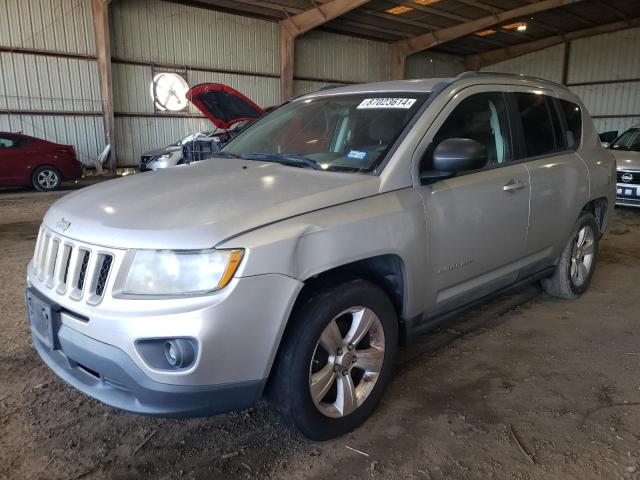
[91,0,116,172]
[280,25,295,101]
[280,0,371,36]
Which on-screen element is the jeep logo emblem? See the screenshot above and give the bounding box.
[56,218,71,231]
[621,172,633,183]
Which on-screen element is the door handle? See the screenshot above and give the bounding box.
[503,180,526,192]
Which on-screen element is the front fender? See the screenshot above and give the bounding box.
[217,189,428,319]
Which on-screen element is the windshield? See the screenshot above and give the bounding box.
[610,128,640,151]
[222,93,429,172]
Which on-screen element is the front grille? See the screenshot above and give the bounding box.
[95,255,113,297]
[617,170,640,185]
[32,227,118,303]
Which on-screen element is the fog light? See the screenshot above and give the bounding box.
[163,339,195,368]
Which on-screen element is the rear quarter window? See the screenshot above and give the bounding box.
[559,99,582,150]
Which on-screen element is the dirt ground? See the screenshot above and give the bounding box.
[1,184,640,480]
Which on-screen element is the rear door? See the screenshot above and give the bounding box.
[0,134,29,186]
[507,87,589,277]
[414,86,531,316]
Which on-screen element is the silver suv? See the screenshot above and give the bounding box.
[26,73,615,440]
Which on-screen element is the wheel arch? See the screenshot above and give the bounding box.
[581,196,608,236]
[264,254,407,394]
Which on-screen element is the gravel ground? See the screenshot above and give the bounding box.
[1,184,639,480]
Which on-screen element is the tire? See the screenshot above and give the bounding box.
[270,279,398,440]
[32,166,62,192]
[541,211,599,299]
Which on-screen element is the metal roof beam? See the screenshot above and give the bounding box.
[279,0,371,101]
[280,0,370,36]
[465,16,640,70]
[391,0,584,79]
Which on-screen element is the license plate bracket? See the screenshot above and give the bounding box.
[25,288,62,350]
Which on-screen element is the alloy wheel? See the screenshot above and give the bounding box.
[37,169,59,189]
[570,225,595,287]
[308,306,385,418]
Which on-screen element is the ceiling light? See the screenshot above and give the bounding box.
[414,0,440,5]
[502,21,528,31]
[386,5,413,14]
[475,29,496,37]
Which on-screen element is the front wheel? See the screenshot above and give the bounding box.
[541,211,599,299]
[270,279,398,440]
[32,166,62,192]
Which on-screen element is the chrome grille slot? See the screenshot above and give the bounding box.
[30,226,120,304]
[45,239,60,288]
[37,234,50,281]
[95,255,113,297]
[77,250,90,291]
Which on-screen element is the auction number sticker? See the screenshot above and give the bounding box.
[357,98,416,109]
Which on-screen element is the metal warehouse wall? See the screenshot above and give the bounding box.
[481,27,640,134]
[110,0,280,166]
[293,31,392,96]
[405,51,465,79]
[480,43,565,84]
[0,0,104,166]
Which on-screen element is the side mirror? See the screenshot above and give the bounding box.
[432,138,488,173]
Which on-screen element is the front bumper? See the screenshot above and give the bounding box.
[616,182,640,207]
[27,258,303,416]
[33,322,265,417]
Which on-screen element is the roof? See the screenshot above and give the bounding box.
[297,71,572,98]
[168,0,640,58]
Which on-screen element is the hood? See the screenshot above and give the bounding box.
[142,145,182,157]
[611,149,640,171]
[186,83,265,129]
[43,159,380,249]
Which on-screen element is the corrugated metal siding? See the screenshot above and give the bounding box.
[592,117,640,135]
[0,52,101,112]
[570,83,640,117]
[480,43,565,84]
[405,51,465,79]
[294,31,391,84]
[293,80,334,97]
[0,0,95,55]
[0,0,103,167]
[110,0,281,166]
[111,0,278,75]
[0,114,104,164]
[568,28,640,83]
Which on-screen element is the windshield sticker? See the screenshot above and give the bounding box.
[357,98,416,109]
[347,150,368,160]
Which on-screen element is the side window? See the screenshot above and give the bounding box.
[514,92,560,158]
[559,99,582,150]
[0,135,18,149]
[433,92,512,167]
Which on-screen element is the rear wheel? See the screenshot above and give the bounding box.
[270,279,398,440]
[32,166,62,192]
[541,211,599,299]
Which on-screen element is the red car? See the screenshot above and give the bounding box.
[0,132,82,191]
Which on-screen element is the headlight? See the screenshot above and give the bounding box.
[124,249,244,295]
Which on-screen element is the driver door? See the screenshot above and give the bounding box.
[415,86,530,317]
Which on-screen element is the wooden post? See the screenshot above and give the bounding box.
[280,25,295,102]
[561,40,571,85]
[91,0,116,174]
[391,46,407,80]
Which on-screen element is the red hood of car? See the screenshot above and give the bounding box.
[186,83,266,129]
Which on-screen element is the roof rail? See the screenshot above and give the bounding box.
[453,70,569,90]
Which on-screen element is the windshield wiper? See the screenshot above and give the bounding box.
[211,151,239,158]
[239,152,322,170]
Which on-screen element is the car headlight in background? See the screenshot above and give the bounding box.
[124,249,244,295]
